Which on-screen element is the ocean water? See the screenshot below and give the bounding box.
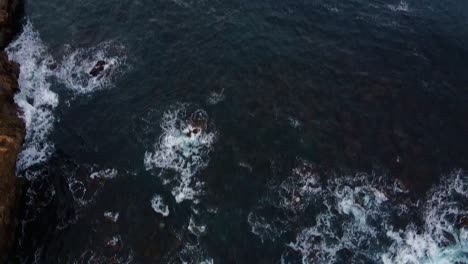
[5,0,468,263]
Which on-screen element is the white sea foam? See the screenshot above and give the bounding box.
[177,238,212,264]
[387,1,409,12]
[277,169,468,264]
[74,250,134,264]
[277,160,321,213]
[287,116,301,128]
[106,235,121,247]
[73,236,134,264]
[103,211,120,222]
[151,194,170,217]
[250,159,444,263]
[6,22,58,170]
[188,216,207,236]
[286,173,394,263]
[67,175,95,208]
[68,167,118,207]
[382,171,468,264]
[55,41,127,94]
[247,212,285,243]
[248,160,321,242]
[324,5,339,13]
[207,88,225,105]
[174,207,215,263]
[238,161,253,172]
[199,259,214,264]
[144,106,216,203]
[90,168,118,180]
[6,21,127,171]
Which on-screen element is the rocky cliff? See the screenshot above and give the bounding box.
[0,0,22,49]
[0,0,24,261]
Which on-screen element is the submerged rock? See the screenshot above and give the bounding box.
[89,60,106,77]
[459,216,468,228]
[190,110,208,131]
[0,0,25,260]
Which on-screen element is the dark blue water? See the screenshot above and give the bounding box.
[5,0,468,263]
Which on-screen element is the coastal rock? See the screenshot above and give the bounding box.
[0,0,24,261]
[460,217,468,228]
[0,0,22,49]
[0,50,23,261]
[89,60,106,77]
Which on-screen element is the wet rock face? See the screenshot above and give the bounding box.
[0,0,25,261]
[0,50,24,261]
[89,60,106,77]
[0,0,23,49]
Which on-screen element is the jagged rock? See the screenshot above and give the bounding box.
[0,0,22,49]
[0,0,24,261]
[460,217,468,228]
[89,60,106,77]
[0,51,23,262]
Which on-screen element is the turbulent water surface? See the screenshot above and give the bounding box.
[5,0,468,263]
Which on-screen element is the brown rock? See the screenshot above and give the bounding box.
[189,110,208,131]
[0,0,23,49]
[459,217,468,228]
[0,49,24,262]
[0,0,25,261]
[0,10,8,26]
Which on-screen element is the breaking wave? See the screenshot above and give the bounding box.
[144,105,216,203]
[382,171,468,264]
[249,159,468,264]
[55,41,127,94]
[6,22,58,170]
[6,21,127,171]
[284,173,403,263]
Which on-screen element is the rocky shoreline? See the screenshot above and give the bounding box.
[0,0,24,261]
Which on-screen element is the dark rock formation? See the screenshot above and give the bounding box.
[0,0,24,261]
[89,60,106,77]
[0,52,23,262]
[0,0,22,49]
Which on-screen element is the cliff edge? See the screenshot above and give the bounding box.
[0,0,24,261]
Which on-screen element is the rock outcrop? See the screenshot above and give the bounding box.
[0,0,22,49]
[0,0,24,261]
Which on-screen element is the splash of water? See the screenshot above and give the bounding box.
[250,159,468,264]
[55,41,127,94]
[144,105,216,203]
[6,21,128,171]
[150,194,170,217]
[6,22,58,170]
[382,171,468,264]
